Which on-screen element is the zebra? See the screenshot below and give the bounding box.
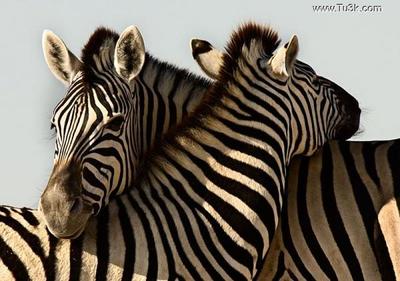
[1,25,215,281]
[35,22,360,280]
[192,40,400,280]
[38,25,208,239]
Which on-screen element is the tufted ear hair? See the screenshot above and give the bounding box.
[191,38,223,80]
[269,35,299,77]
[114,26,145,82]
[42,30,83,85]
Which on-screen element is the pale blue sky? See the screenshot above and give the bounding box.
[0,0,398,207]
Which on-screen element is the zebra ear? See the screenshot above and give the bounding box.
[269,35,299,77]
[114,26,145,82]
[42,30,83,86]
[191,38,223,80]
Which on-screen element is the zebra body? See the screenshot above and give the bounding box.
[3,23,359,280]
[190,36,400,280]
[256,139,400,281]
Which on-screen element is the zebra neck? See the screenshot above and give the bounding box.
[131,53,210,162]
[123,84,291,273]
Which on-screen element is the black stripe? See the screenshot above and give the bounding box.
[202,123,282,212]
[289,78,314,152]
[81,166,104,202]
[116,198,136,281]
[153,66,167,142]
[381,140,400,280]
[177,145,263,265]
[196,138,276,266]
[0,236,31,280]
[69,234,83,281]
[271,252,286,281]
[297,155,336,279]
[163,153,253,271]
[0,210,57,279]
[149,173,225,280]
[167,74,179,127]
[95,207,110,281]
[160,172,246,280]
[136,81,146,160]
[18,208,39,226]
[212,113,284,174]
[232,78,288,143]
[339,141,380,253]
[280,160,316,281]
[181,84,196,117]
[143,175,183,277]
[44,232,58,281]
[388,141,400,199]
[321,144,364,280]
[140,176,204,280]
[374,219,396,281]
[126,192,158,279]
[362,142,381,188]
[241,59,291,119]
[142,78,155,149]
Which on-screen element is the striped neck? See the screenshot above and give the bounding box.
[128,77,294,276]
[125,54,210,186]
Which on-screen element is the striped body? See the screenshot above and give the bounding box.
[3,140,399,280]
[258,139,400,281]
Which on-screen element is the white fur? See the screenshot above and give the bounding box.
[114,26,145,81]
[42,30,82,85]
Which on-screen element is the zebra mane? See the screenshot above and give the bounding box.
[141,53,212,91]
[79,26,212,91]
[81,27,119,68]
[221,22,281,79]
[135,23,282,182]
[79,27,119,84]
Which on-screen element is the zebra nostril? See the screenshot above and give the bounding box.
[70,197,83,214]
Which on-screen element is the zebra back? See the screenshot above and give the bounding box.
[258,139,400,280]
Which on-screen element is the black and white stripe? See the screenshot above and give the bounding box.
[258,139,400,281]
[189,31,397,280]
[2,23,360,280]
[1,27,210,280]
[39,26,210,239]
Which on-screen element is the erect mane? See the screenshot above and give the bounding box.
[81,27,119,67]
[135,23,281,182]
[141,53,212,90]
[79,27,119,84]
[221,22,281,79]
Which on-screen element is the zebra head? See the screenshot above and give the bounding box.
[39,26,145,239]
[191,29,361,158]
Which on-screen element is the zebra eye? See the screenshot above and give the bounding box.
[50,123,56,130]
[104,115,125,131]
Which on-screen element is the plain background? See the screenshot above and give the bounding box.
[0,0,398,207]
